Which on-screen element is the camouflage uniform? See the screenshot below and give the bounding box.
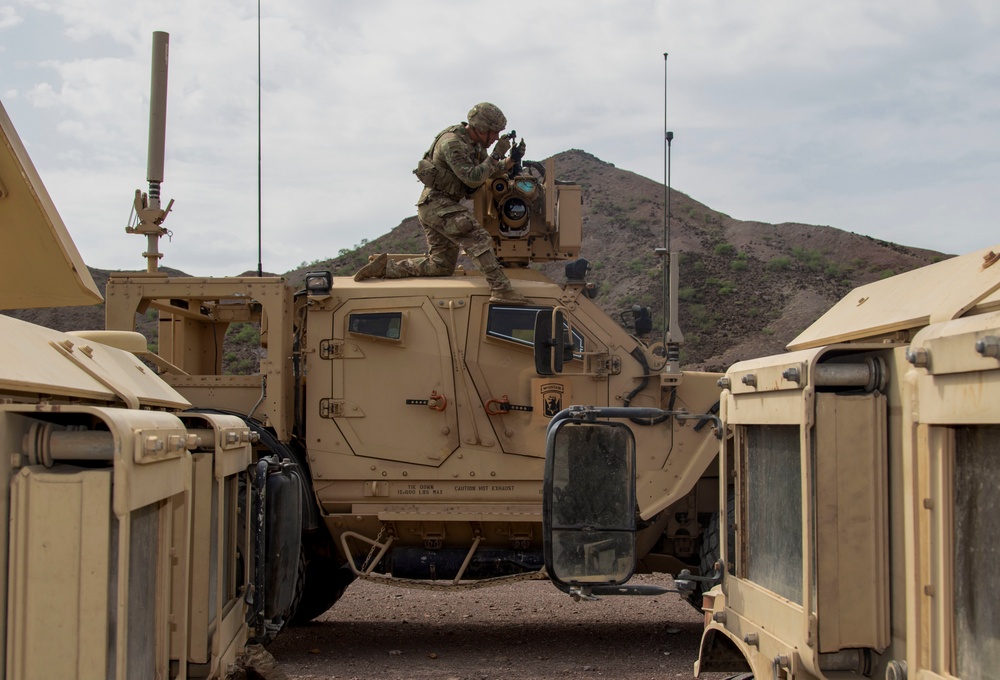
[354,104,526,303]
[392,124,505,277]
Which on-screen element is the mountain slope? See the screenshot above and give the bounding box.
[5,150,946,372]
[285,150,945,370]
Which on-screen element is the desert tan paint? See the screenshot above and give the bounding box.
[0,101,102,310]
[696,244,1000,679]
[102,144,725,590]
[1,95,255,678]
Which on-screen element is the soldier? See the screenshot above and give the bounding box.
[353,102,530,305]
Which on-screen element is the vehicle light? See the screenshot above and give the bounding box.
[305,270,332,295]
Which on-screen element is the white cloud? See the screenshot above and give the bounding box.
[0,6,22,30]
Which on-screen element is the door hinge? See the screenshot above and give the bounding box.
[319,339,343,359]
[594,354,621,376]
[319,398,364,418]
[319,398,344,418]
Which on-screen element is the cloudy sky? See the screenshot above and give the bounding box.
[2,1,997,276]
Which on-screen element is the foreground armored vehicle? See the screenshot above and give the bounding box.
[544,242,1000,678]
[693,244,1000,679]
[97,33,724,629]
[0,94,273,678]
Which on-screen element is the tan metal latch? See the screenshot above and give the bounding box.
[593,354,622,376]
[319,340,343,359]
[319,398,343,418]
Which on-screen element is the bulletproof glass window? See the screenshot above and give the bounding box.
[953,425,1000,679]
[348,312,402,340]
[743,424,803,604]
[487,306,584,355]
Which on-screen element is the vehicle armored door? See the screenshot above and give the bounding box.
[326,297,459,466]
[465,300,611,458]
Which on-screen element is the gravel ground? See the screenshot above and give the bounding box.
[266,574,733,680]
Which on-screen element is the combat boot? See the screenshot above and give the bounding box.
[474,250,530,305]
[353,253,389,281]
[490,285,531,305]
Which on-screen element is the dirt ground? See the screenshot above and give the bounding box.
[266,574,734,680]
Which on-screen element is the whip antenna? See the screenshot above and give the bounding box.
[658,52,683,373]
[257,0,263,276]
[658,53,669,352]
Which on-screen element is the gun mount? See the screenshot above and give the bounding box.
[474,154,581,265]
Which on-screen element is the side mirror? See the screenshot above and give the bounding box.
[534,309,575,375]
[543,419,637,588]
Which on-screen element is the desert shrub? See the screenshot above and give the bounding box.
[792,246,825,272]
[223,322,262,375]
[707,277,736,295]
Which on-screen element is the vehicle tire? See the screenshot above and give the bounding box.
[290,532,356,624]
[685,490,736,610]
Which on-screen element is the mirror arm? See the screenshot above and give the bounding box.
[549,406,719,437]
[567,583,694,601]
[675,412,722,438]
[673,565,725,597]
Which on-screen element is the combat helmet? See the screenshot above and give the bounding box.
[467,102,507,132]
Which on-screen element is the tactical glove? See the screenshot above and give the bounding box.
[511,139,526,164]
[491,136,512,159]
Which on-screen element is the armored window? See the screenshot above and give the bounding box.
[348,312,402,340]
[743,424,803,604]
[123,501,162,676]
[487,306,584,355]
[953,425,1000,679]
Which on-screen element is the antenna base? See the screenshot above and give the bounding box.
[128,189,173,272]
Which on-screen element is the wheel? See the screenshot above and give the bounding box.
[289,531,356,624]
[685,491,736,610]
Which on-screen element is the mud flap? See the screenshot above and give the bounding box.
[249,456,304,642]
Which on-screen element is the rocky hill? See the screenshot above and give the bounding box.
[283,150,945,370]
[4,150,946,372]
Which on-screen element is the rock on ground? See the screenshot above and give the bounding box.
[267,575,735,679]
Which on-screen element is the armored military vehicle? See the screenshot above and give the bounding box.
[692,244,1000,679]
[101,35,725,629]
[0,93,266,679]
[544,241,1000,678]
